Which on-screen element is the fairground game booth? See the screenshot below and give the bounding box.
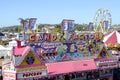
[2,19,118,80]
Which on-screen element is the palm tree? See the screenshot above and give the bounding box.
[18,18,25,32]
[19,18,25,24]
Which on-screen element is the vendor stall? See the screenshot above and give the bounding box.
[2,19,119,80]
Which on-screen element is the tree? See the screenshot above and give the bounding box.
[18,18,27,25]
[51,24,62,34]
[74,24,84,31]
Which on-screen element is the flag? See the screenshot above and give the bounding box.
[103,21,108,31]
[23,21,29,32]
[29,18,37,30]
[89,22,93,31]
[61,20,68,31]
[61,19,74,31]
[68,20,74,30]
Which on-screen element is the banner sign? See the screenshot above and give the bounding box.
[29,18,37,30]
[61,19,75,31]
[103,20,108,30]
[28,33,101,43]
[17,70,47,79]
[23,20,29,32]
[96,58,118,69]
[89,22,93,31]
[3,72,16,80]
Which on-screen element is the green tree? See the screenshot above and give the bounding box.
[51,24,62,34]
[74,24,84,31]
[19,18,26,25]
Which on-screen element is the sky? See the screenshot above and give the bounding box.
[0,0,120,27]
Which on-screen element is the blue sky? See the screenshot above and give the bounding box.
[0,0,120,27]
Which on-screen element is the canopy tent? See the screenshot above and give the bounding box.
[103,31,120,47]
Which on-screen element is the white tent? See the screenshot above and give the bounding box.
[0,45,6,50]
[0,45,12,58]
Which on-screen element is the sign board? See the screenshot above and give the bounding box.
[16,66,47,73]
[17,70,47,79]
[27,33,102,43]
[3,72,16,80]
[96,58,118,69]
[61,19,75,31]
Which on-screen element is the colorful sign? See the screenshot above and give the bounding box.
[2,64,15,71]
[29,33,36,42]
[3,72,16,80]
[103,20,108,30]
[89,22,94,31]
[33,41,95,62]
[29,18,37,30]
[61,19,75,31]
[28,33,101,43]
[96,59,118,69]
[17,70,47,79]
[23,20,29,32]
[16,66,47,72]
[97,47,110,58]
[19,50,41,66]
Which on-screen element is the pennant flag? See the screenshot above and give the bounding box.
[29,18,37,30]
[23,20,29,32]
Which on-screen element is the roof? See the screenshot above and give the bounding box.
[46,59,97,75]
[0,32,4,36]
[9,40,16,43]
[103,31,120,44]
[13,46,30,55]
[15,48,43,66]
[0,45,6,50]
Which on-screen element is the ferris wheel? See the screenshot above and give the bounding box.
[94,8,112,32]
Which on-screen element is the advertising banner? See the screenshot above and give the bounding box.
[23,20,29,32]
[17,70,47,79]
[3,72,16,80]
[29,18,37,30]
[89,22,93,31]
[103,20,108,31]
[61,19,74,31]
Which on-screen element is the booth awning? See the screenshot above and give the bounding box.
[46,59,97,75]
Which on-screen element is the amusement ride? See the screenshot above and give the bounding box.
[94,8,112,33]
